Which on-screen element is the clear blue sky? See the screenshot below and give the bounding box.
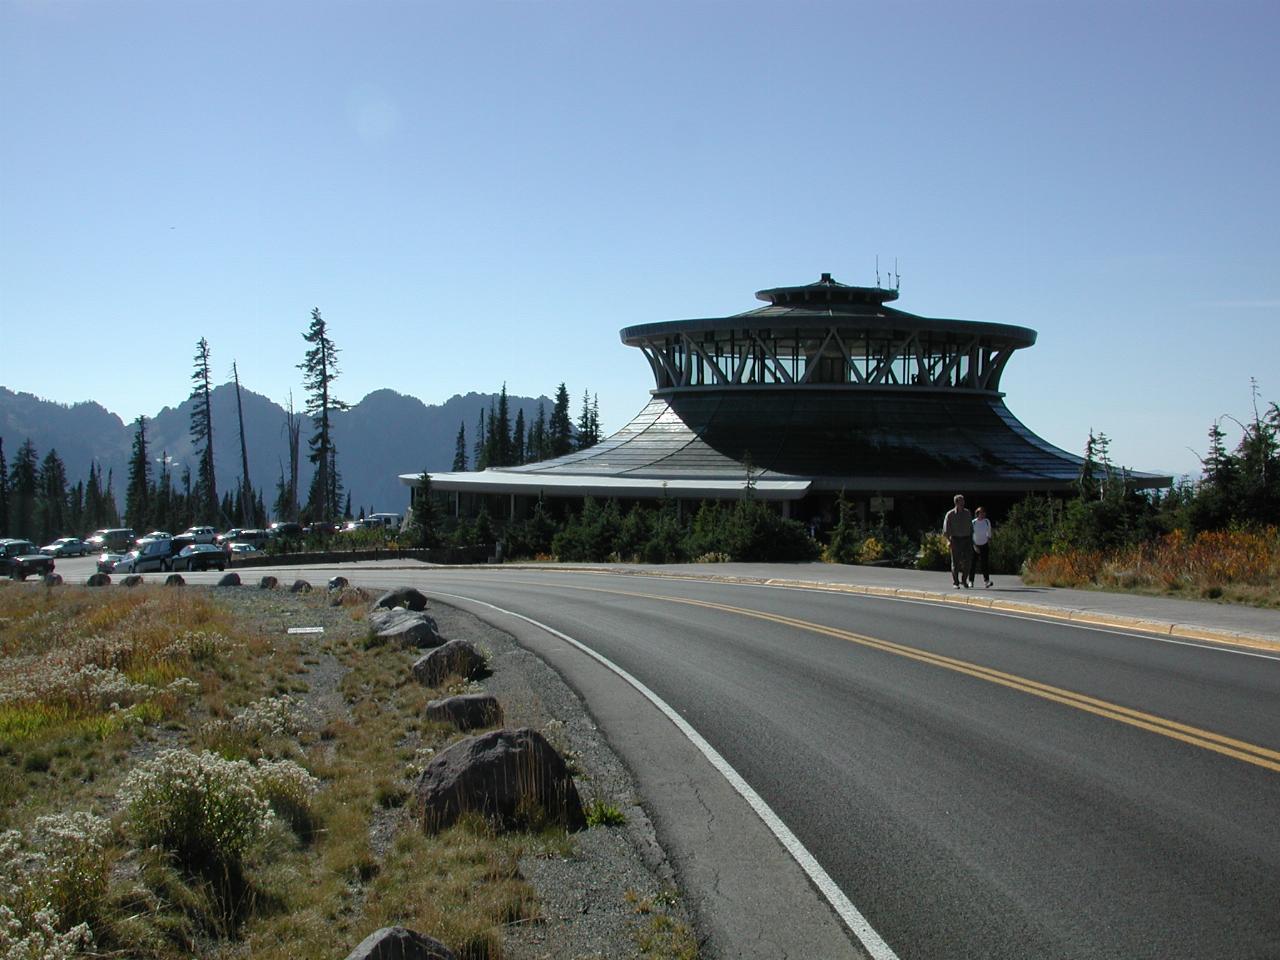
[2,0,1276,479]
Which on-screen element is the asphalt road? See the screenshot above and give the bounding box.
[57,559,1280,959]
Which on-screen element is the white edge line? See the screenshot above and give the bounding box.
[430,589,902,960]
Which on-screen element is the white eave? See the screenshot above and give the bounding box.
[398,470,811,501]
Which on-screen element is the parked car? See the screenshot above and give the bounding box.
[1,540,56,580]
[173,543,227,571]
[115,537,177,574]
[269,522,303,541]
[40,537,89,557]
[180,526,218,544]
[85,528,137,553]
[97,551,125,574]
[228,541,260,558]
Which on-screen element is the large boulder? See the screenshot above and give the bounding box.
[42,573,63,587]
[373,587,429,612]
[86,573,110,587]
[328,575,349,591]
[290,579,313,594]
[414,727,586,834]
[216,572,241,588]
[164,573,186,587]
[121,575,144,588]
[343,926,456,960]
[259,575,279,590]
[411,640,487,687]
[372,610,444,649]
[425,693,504,731]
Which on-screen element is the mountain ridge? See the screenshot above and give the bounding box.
[0,385,554,517]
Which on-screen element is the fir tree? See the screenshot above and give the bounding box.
[0,437,8,535]
[84,462,102,530]
[299,308,348,520]
[125,417,152,531]
[529,402,548,462]
[512,409,526,466]
[189,337,218,523]
[494,384,512,467]
[452,421,468,471]
[36,449,68,543]
[549,383,573,457]
[407,471,439,547]
[11,439,39,539]
[474,409,487,470]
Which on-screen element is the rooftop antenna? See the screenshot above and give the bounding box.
[894,258,900,291]
[875,255,881,288]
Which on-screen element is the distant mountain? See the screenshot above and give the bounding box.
[0,385,552,518]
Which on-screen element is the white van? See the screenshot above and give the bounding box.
[367,513,403,530]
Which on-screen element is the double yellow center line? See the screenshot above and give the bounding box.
[549,578,1280,774]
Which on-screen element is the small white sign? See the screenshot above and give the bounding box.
[286,627,325,635]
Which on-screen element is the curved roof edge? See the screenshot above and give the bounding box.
[400,471,812,501]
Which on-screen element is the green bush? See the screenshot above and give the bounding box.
[917,532,950,571]
[120,749,272,874]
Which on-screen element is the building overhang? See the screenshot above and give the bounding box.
[400,471,812,501]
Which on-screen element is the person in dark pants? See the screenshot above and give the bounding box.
[972,506,993,588]
[942,494,974,588]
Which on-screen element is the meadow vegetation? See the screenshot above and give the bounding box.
[0,582,695,959]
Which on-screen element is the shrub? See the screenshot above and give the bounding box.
[252,759,320,836]
[0,812,111,955]
[120,749,272,874]
[917,532,950,571]
[858,536,887,565]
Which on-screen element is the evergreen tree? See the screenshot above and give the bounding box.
[299,308,348,520]
[189,337,218,523]
[125,417,152,531]
[575,389,601,450]
[36,449,68,543]
[103,469,121,526]
[11,439,39,539]
[549,383,573,457]
[343,491,352,520]
[84,462,101,531]
[493,384,512,467]
[474,409,487,470]
[0,437,8,535]
[153,454,175,534]
[452,421,468,471]
[512,409,526,466]
[68,480,84,536]
[407,472,439,547]
[529,402,548,462]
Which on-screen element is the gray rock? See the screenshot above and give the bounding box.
[121,575,144,588]
[375,611,444,649]
[164,574,185,587]
[86,573,110,587]
[425,693,504,731]
[328,575,349,591]
[411,639,487,687]
[42,573,63,587]
[343,925,456,960]
[290,579,313,594]
[374,587,428,612]
[216,572,241,587]
[414,727,586,834]
[259,575,279,590]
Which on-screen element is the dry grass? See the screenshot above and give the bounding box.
[1022,527,1280,607]
[0,581,582,959]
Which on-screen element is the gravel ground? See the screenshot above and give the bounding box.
[210,580,698,959]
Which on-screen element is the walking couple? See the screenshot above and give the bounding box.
[942,494,992,589]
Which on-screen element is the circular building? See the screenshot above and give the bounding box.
[403,274,1169,529]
